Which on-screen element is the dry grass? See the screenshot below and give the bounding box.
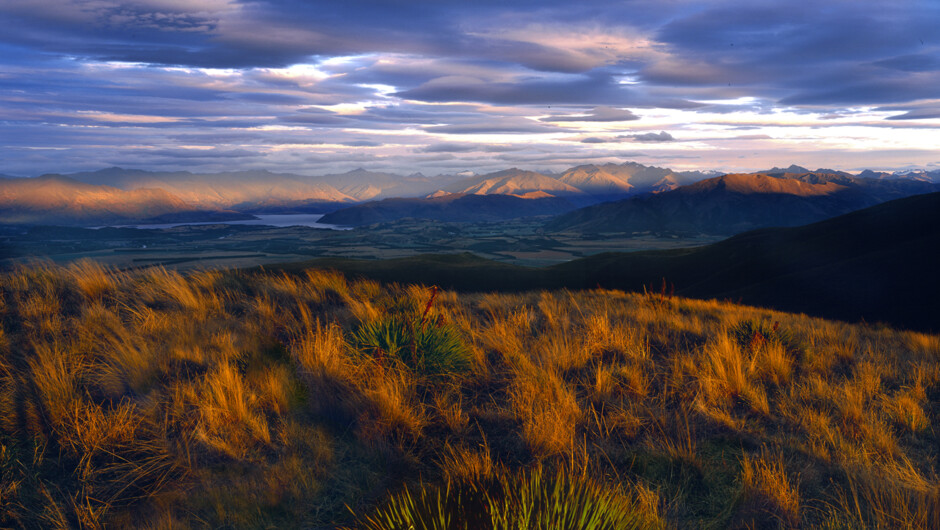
[0,263,937,528]
[736,448,801,528]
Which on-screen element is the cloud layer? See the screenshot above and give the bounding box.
[1,0,938,175]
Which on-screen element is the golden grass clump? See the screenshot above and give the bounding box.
[66,258,121,301]
[510,368,582,458]
[829,459,940,529]
[438,440,494,483]
[352,361,428,447]
[736,448,801,528]
[188,362,273,460]
[695,332,771,416]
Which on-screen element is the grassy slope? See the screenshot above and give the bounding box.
[272,191,940,331]
[1,262,938,528]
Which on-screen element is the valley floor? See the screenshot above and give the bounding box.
[0,218,722,271]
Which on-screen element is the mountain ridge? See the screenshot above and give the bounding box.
[548,170,939,235]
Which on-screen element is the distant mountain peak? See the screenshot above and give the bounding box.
[765,164,810,174]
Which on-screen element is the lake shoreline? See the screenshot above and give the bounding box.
[93,213,352,231]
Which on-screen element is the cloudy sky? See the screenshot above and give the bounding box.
[2,0,938,177]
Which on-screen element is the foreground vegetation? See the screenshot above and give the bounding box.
[1,260,938,528]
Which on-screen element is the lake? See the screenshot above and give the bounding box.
[103,214,352,230]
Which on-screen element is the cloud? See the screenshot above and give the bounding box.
[886,108,940,120]
[872,53,940,73]
[416,143,479,153]
[541,106,639,122]
[780,75,940,106]
[148,147,263,158]
[424,117,567,135]
[622,131,675,142]
[395,70,636,105]
[482,144,527,153]
[580,137,611,144]
[280,114,352,126]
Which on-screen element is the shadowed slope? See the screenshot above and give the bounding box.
[557,191,940,331]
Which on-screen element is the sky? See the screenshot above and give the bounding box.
[1,0,939,177]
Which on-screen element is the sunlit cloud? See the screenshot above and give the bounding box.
[73,111,182,124]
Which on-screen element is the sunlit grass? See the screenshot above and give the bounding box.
[0,263,937,528]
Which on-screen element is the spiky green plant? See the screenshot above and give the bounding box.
[351,316,469,376]
[350,478,492,530]
[350,467,661,530]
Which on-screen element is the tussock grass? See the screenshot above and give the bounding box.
[735,448,801,528]
[0,264,937,528]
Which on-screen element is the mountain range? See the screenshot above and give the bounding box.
[2,162,938,228]
[318,164,704,226]
[547,170,940,235]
